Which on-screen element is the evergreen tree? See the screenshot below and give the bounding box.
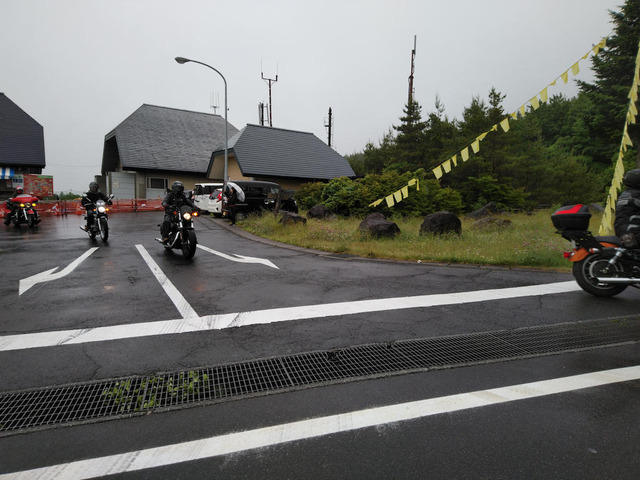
[577,0,640,167]
[390,100,427,171]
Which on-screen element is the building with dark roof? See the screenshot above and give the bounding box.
[101,105,354,199]
[0,93,46,195]
[101,104,239,198]
[208,124,355,190]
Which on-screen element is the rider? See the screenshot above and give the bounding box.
[615,168,640,247]
[81,181,112,231]
[3,187,24,225]
[161,181,198,243]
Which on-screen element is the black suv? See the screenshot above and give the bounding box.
[222,180,298,218]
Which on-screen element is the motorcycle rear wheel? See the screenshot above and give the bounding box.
[99,217,109,242]
[572,253,628,297]
[181,230,197,259]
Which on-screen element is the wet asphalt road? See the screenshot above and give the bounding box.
[0,212,639,479]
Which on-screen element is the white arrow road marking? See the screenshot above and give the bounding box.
[18,247,100,296]
[5,365,640,479]
[197,244,279,269]
[135,245,199,319]
[0,281,581,352]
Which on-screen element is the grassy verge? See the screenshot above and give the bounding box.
[239,209,601,271]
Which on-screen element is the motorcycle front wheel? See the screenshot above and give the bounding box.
[99,217,109,242]
[572,253,628,297]
[181,229,197,259]
[27,214,35,228]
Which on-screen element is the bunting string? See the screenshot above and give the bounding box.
[430,38,608,181]
[598,38,640,235]
[369,179,420,208]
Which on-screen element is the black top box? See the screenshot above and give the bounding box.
[551,204,591,231]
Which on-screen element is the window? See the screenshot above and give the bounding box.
[147,178,168,190]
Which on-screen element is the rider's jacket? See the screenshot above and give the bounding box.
[615,187,640,237]
[81,191,111,209]
[162,192,196,212]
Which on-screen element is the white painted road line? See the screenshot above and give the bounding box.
[197,244,279,269]
[18,247,100,296]
[135,244,198,319]
[4,365,639,480]
[0,281,581,352]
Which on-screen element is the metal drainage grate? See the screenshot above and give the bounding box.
[1,317,638,435]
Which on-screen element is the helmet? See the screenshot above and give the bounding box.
[171,181,184,194]
[89,181,99,193]
[623,169,640,189]
[15,187,23,194]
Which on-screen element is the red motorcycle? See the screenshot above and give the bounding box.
[5,194,41,228]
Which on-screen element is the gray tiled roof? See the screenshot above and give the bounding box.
[220,124,355,180]
[105,104,238,173]
[0,93,45,168]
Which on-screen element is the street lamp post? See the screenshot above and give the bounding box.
[175,56,228,190]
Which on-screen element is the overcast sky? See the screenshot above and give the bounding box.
[2,0,621,193]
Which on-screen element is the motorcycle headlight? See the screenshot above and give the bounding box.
[183,212,192,221]
[98,206,106,213]
[19,203,26,208]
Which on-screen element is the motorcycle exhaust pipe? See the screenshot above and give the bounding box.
[595,277,640,284]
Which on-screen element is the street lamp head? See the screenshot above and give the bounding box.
[175,57,191,64]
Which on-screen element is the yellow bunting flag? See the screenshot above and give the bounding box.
[500,117,510,132]
[433,166,443,179]
[477,132,488,141]
[401,186,409,199]
[471,140,480,154]
[571,62,580,76]
[540,88,548,103]
[461,147,470,162]
[393,190,403,203]
[385,194,395,208]
[408,178,419,190]
[369,199,383,208]
[443,159,452,173]
[530,96,540,110]
[561,71,569,84]
[451,155,458,167]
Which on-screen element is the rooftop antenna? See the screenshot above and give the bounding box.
[408,35,417,104]
[261,62,278,127]
[210,91,219,114]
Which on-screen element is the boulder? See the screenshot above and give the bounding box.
[358,213,400,238]
[466,201,500,219]
[471,217,512,230]
[279,211,307,226]
[420,211,462,236]
[307,204,332,219]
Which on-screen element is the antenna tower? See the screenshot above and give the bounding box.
[262,68,278,127]
[210,92,219,114]
[325,107,333,148]
[408,35,417,104]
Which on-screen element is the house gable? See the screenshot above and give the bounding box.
[0,93,45,170]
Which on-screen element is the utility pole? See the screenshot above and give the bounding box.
[408,35,417,104]
[262,71,278,127]
[325,107,333,147]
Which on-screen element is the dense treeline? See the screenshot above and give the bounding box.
[296,0,640,218]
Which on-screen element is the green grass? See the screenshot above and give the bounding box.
[239,209,600,271]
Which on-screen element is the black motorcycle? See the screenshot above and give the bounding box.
[552,204,640,297]
[6,194,40,228]
[81,194,114,242]
[157,204,199,259]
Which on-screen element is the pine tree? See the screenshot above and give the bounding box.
[578,0,640,167]
[391,100,428,171]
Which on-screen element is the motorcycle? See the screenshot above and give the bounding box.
[156,204,199,259]
[552,204,640,297]
[81,194,114,241]
[5,194,40,228]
